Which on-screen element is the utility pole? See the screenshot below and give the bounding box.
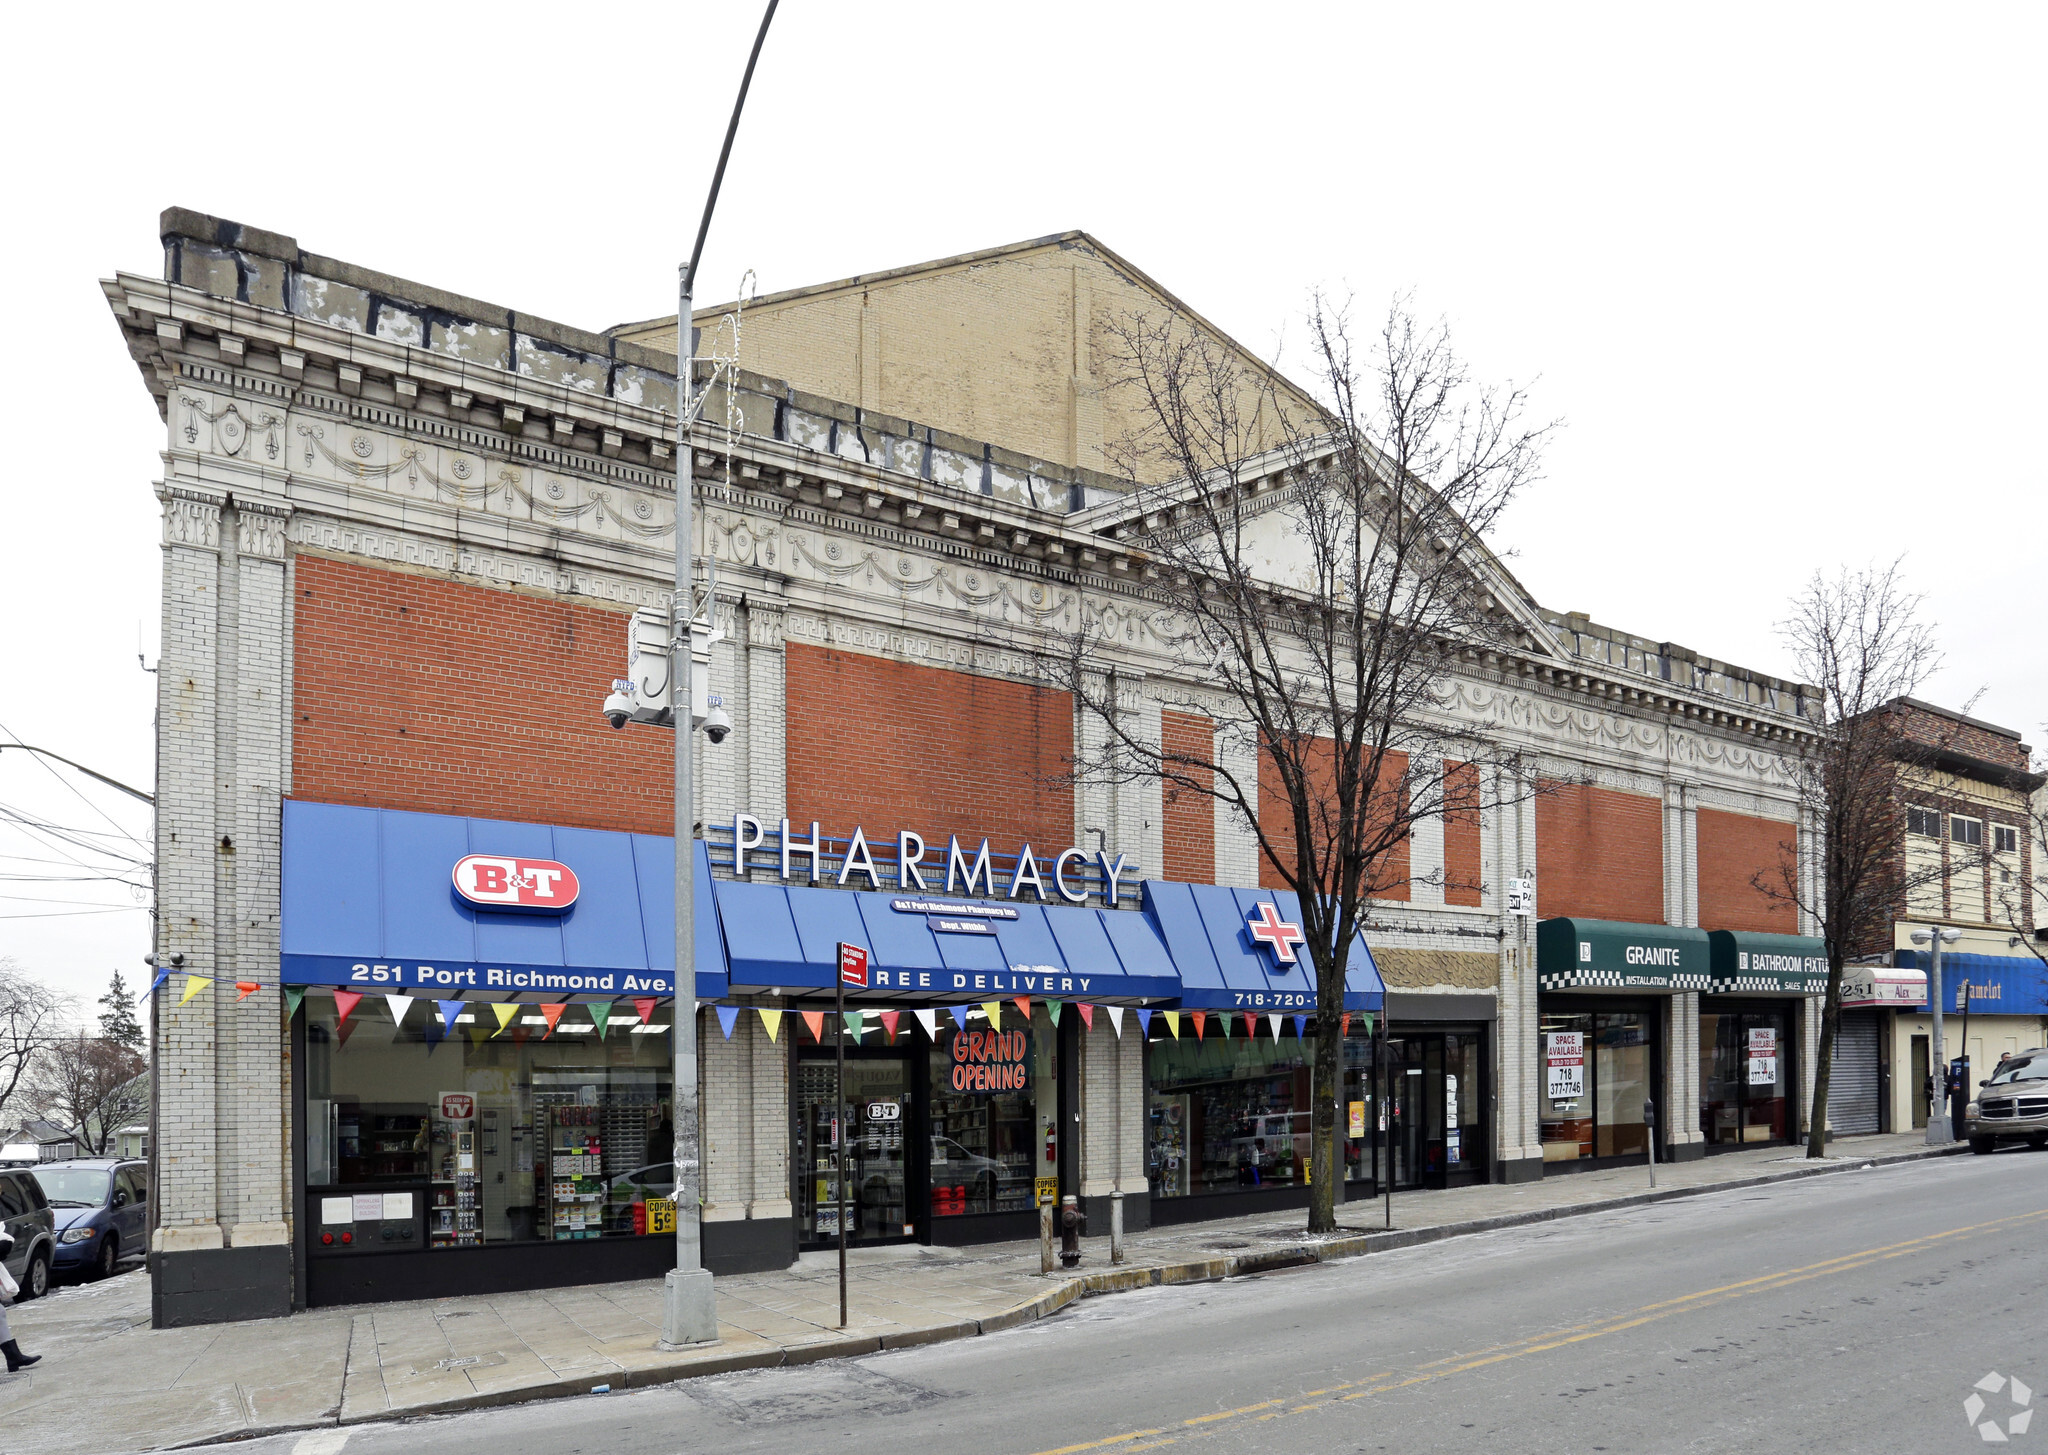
[658,0,782,1352]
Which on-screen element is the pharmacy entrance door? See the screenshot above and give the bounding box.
[794,1050,919,1249]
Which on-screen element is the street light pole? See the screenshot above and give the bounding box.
[1915,924,1961,1146]
[659,0,781,1352]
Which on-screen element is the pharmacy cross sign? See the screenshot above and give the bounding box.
[1246,903,1306,967]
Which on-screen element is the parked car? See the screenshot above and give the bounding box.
[0,1166,57,1301]
[29,1159,149,1280]
[1966,1049,2048,1154]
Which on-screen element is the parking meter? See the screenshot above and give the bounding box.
[1949,1057,1970,1136]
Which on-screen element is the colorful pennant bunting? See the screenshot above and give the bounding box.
[1340,1013,1351,1039]
[914,1008,938,1040]
[438,999,466,1033]
[1135,1008,1151,1038]
[284,986,307,1021]
[843,1010,863,1039]
[1268,1013,1282,1040]
[235,981,261,1001]
[1164,1010,1180,1039]
[759,1007,783,1042]
[1105,1005,1123,1037]
[146,966,171,998]
[632,996,660,1028]
[950,1005,971,1033]
[588,1002,611,1039]
[489,1002,520,1037]
[1012,995,1031,1023]
[178,974,212,1006]
[1076,1003,1094,1031]
[1046,1000,1062,1027]
[715,1005,739,1040]
[333,988,362,1024]
[1292,1014,1308,1039]
[538,1003,566,1038]
[1190,1010,1206,1040]
[880,1010,901,1044]
[801,1010,825,1043]
[981,1001,1002,1029]
[385,993,414,1025]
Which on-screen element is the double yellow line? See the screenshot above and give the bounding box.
[1031,1207,2048,1455]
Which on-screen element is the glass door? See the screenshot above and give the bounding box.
[795,1052,916,1248]
[1388,1038,1427,1191]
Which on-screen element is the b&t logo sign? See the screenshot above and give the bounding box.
[452,854,581,912]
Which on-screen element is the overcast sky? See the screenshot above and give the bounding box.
[2,3,2041,1012]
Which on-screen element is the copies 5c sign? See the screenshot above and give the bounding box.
[452,855,580,912]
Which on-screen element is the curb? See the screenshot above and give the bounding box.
[171,1142,1964,1449]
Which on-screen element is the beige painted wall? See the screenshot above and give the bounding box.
[619,236,1321,483]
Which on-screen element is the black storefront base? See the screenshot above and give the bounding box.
[303,1218,794,1308]
[152,1245,292,1327]
[928,1208,1042,1247]
[1079,1190,1151,1236]
[1495,1155,1544,1185]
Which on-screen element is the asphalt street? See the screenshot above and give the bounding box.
[231,1149,2045,1455]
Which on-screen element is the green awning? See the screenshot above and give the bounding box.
[1536,918,1711,993]
[1706,931,1828,995]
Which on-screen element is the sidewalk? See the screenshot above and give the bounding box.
[0,1133,1960,1454]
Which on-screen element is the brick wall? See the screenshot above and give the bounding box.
[291,554,672,833]
[1258,741,1411,900]
[1443,760,1482,908]
[1160,710,1215,883]
[1696,808,1798,933]
[1535,782,1664,922]
[783,643,1073,850]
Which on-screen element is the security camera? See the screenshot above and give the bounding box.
[603,688,634,731]
[702,704,732,745]
[169,952,185,968]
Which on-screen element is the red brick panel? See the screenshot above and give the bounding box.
[1258,740,1411,901]
[291,554,672,833]
[1697,808,1799,933]
[1443,760,1483,907]
[783,643,1073,851]
[1535,782,1663,923]
[1160,710,1215,883]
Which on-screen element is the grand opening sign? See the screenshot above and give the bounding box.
[949,1029,1031,1093]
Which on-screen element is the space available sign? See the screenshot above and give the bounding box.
[1546,1031,1585,1100]
[726,813,1134,907]
[1747,1028,1778,1087]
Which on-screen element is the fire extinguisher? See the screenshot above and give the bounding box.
[1045,1121,1057,1164]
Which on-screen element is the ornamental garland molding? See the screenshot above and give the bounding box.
[782,610,1046,685]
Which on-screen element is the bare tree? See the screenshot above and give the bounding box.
[1043,295,1554,1234]
[33,1032,147,1156]
[0,958,69,1129]
[1755,561,1943,1158]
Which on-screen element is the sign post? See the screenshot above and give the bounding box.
[835,940,868,1330]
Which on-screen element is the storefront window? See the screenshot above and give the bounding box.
[1147,1018,1379,1198]
[1540,1006,1657,1164]
[304,997,674,1247]
[927,1011,1053,1219]
[1700,1007,1791,1145]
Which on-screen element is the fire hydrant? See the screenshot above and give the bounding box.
[1059,1194,1086,1268]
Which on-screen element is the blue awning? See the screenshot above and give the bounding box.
[712,882,1179,1004]
[1142,881,1383,1012]
[1893,949,2048,1016]
[281,800,725,1000]
[279,801,1384,1012]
